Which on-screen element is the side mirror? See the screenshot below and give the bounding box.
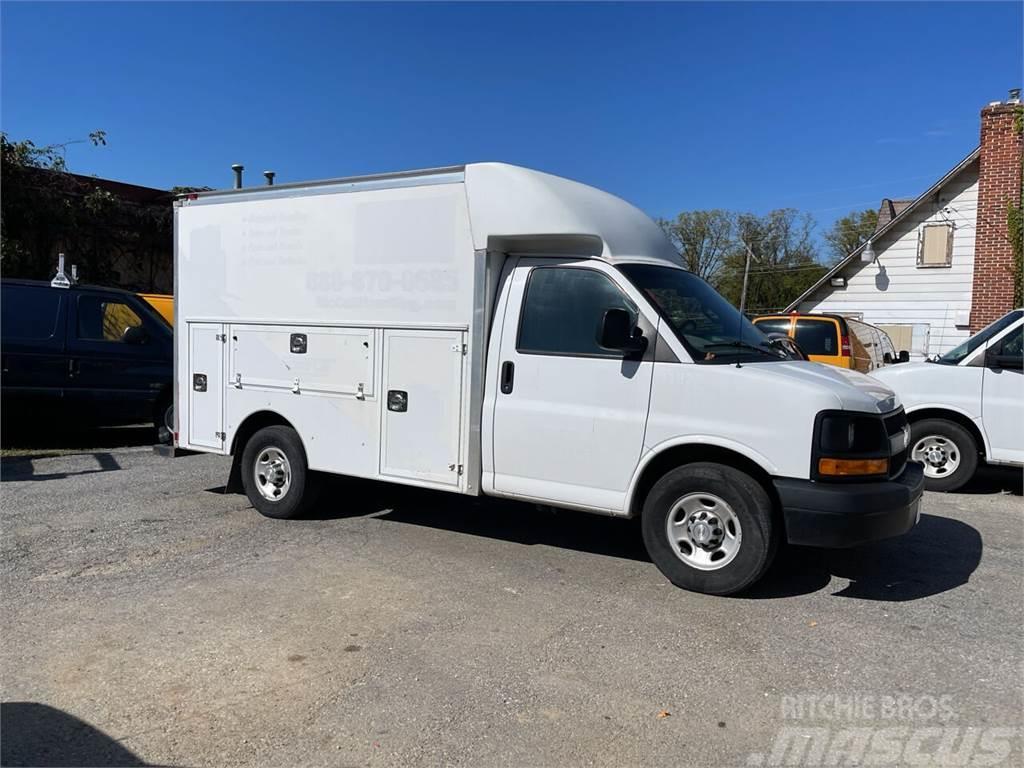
[985,348,1023,370]
[122,325,148,344]
[598,308,645,354]
[898,350,910,363]
[883,352,893,365]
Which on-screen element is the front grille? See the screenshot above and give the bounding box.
[883,408,910,478]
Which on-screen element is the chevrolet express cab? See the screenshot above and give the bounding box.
[170,163,923,595]
[872,309,1023,491]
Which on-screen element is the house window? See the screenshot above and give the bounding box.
[917,223,953,268]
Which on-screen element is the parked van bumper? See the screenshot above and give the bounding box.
[774,461,925,548]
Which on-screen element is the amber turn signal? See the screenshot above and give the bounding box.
[818,457,888,476]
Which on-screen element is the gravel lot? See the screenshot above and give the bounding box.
[1,444,1021,767]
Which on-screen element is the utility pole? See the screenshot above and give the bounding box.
[738,240,757,318]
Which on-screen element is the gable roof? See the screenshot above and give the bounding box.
[784,146,981,311]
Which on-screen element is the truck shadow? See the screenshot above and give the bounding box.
[309,479,982,602]
[953,465,1022,496]
[311,476,650,562]
[0,451,122,482]
[0,701,155,767]
[743,512,982,601]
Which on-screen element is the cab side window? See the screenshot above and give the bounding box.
[77,296,143,343]
[518,267,636,357]
[998,327,1022,358]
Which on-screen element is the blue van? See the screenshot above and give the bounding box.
[1,279,173,440]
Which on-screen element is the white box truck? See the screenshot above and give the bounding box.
[170,163,923,595]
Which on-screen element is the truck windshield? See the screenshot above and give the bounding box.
[619,263,784,363]
[936,309,1023,365]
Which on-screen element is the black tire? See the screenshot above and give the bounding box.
[641,462,778,596]
[910,418,978,492]
[154,396,173,445]
[240,426,318,519]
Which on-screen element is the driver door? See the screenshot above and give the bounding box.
[489,258,655,512]
[981,325,1024,463]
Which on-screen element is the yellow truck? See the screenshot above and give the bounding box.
[752,312,903,373]
[139,293,173,326]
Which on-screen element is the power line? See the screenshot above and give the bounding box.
[666,205,980,246]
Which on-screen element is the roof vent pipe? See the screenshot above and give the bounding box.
[263,171,275,186]
[231,163,244,189]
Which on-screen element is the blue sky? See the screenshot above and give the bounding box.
[2,2,1020,236]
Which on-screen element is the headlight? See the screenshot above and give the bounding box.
[819,414,887,453]
[813,412,889,479]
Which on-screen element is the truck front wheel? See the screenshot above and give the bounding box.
[641,463,778,596]
[910,418,978,492]
[241,426,318,519]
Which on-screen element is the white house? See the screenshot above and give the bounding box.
[787,92,1022,359]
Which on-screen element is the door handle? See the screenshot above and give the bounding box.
[500,361,515,394]
[68,359,80,378]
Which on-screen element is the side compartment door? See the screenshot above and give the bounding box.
[490,259,655,512]
[188,323,225,450]
[380,329,465,486]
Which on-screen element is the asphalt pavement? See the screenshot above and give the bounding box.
[1,446,1021,767]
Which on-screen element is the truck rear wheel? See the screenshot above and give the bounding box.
[241,426,318,519]
[910,418,978,492]
[641,463,778,596]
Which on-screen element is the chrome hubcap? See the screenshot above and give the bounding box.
[666,493,742,571]
[912,435,961,479]
[254,447,291,501]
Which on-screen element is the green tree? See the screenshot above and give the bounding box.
[823,208,878,261]
[658,209,735,282]
[0,131,178,291]
[716,209,826,313]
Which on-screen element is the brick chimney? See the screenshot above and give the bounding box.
[970,89,1023,330]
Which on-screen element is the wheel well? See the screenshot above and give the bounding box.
[628,444,780,520]
[906,408,986,457]
[226,411,299,494]
[229,410,297,456]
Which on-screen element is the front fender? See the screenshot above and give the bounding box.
[904,403,991,456]
[625,435,779,516]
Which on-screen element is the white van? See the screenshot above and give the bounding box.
[872,309,1023,491]
[169,163,923,595]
